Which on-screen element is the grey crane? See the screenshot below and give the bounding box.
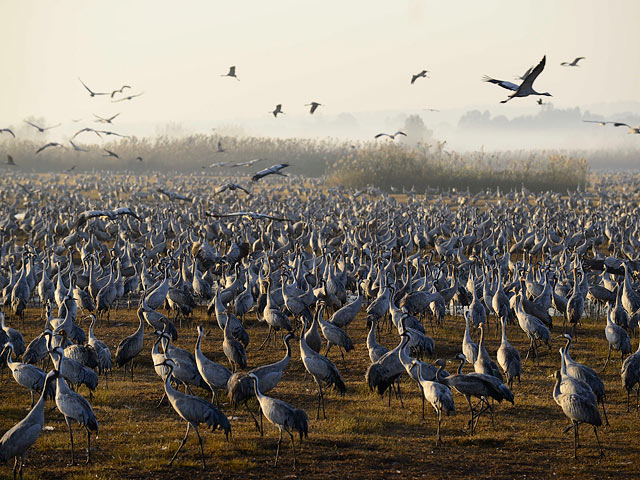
[114,306,144,380]
[72,207,140,231]
[365,336,406,407]
[300,319,346,419]
[374,131,407,140]
[87,315,112,387]
[248,373,308,469]
[0,371,56,480]
[496,315,521,388]
[316,302,354,363]
[3,342,49,407]
[412,359,455,445]
[366,317,388,363]
[303,306,323,354]
[251,163,289,182]
[223,304,247,372]
[603,305,631,371]
[552,370,603,459]
[327,283,362,334]
[560,57,585,67]
[78,78,108,97]
[269,104,284,117]
[621,338,640,411]
[228,334,293,432]
[484,55,551,103]
[195,325,232,403]
[305,101,323,114]
[462,310,478,364]
[24,120,62,132]
[46,331,98,397]
[1,312,25,357]
[439,354,513,435]
[93,112,120,123]
[566,268,584,334]
[515,292,550,362]
[560,334,609,426]
[221,65,239,81]
[50,347,99,465]
[474,322,503,381]
[156,358,230,469]
[411,69,429,84]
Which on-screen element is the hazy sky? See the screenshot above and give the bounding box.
[1,0,639,137]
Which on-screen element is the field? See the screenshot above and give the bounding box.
[1,303,639,480]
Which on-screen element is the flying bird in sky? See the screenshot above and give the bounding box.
[0,128,15,138]
[561,57,585,67]
[157,188,193,202]
[374,131,407,140]
[483,55,551,103]
[112,92,144,103]
[613,123,640,134]
[209,161,229,168]
[206,211,293,222]
[411,70,429,84]
[103,149,120,159]
[78,78,109,97]
[73,127,102,139]
[110,85,132,98]
[24,120,62,133]
[64,165,76,173]
[35,142,65,154]
[231,158,265,168]
[6,155,15,166]
[136,156,143,162]
[97,130,129,138]
[94,113,121,124]
[221,66,240,81]
[215,183,251,195]
[270,104,284,117]
[583,120,612,126]
[72,207,140,231]
[69,140,88,152]
[305,102,323,114]
[251,163,289,181]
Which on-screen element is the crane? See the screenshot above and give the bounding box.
[248,373,308,469]
[155,359,230,469]
[412,359,455,445]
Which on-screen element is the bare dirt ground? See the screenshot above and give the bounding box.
[1,304,640,480]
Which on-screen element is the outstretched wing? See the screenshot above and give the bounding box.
[518,55,546,92]
[0,128,15,138]
[205,211,246,218]
[482,76,519,91]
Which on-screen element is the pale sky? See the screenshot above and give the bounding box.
[1,0,639,138]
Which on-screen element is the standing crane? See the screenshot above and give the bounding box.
[155,359,230,469]
[603,305,631,371]
[621,338,640,411]
[552,370,603,459]
[300,318,346,419]
[0,371,56,480]
[195,326,232,403]
[248,373,308,469]
[496,315,521,388]
[50,347,99,465]
[412,359,455,445]
[115,305,144,380]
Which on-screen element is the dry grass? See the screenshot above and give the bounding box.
[2,304,640,480]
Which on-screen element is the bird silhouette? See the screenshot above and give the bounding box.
[110,85,132,98]
[374,131,407,140]
[93,113,121,124]
[103,149,120,159]
[69,140,88,152]
[230,158,265,168]
[561,57,585,67]
[270,104,284,117]
[251,163,289,181]
[72,127,102,139]
[0,128,15,138]
[78,78,109,97]
[35,142,65,154]
[411,70,429,84]
[24,120,62,133]
[305,102,323,114]
[484,55,551,103]
[112,92,144,103]
[221,66,240,81]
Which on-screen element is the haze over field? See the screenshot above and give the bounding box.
[1,1,639,150]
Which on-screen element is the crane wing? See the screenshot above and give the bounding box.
[482,76,519,92]
[519,55,546,92]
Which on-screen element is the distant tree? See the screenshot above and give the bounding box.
[399,114,433,146]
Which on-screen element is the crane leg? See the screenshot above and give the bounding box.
[244,401,262,434]
[130,360,134,381]
[274,429,283,467]
[169,423,191,466]
[193,426,207,470]
[18,452,25,480]
[65,416,76,465]
[600,399,610,427]
[12,456,18,480]
[436,410,442,446]
[258,327,272,351]
[325,343,332,358]
[593,426,604,457]
[627,389,630,413]
[602,346,612,372]
[573,422,578,459]
[85,426,92,464]
[156,391,166,408]
[286,427,297,469]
